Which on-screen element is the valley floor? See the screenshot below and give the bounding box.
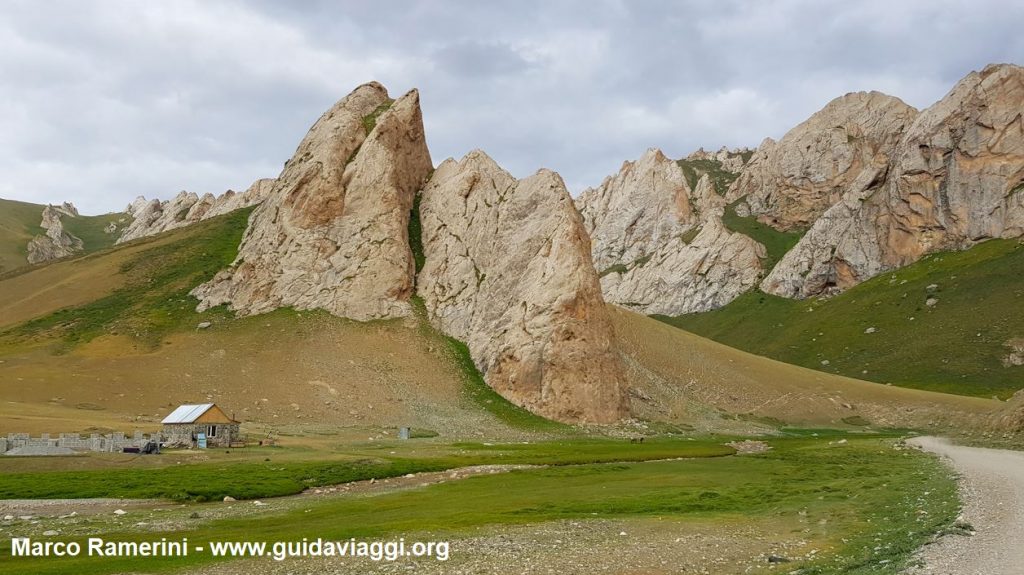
[0,433,961,575]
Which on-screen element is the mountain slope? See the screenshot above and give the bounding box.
[0,208,1001,436]
[615,306,997,430]
[0,198,128,274]
[658,238,1024,398]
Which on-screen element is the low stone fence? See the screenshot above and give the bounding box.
[1,431,160,456]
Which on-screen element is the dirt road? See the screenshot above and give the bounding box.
[907,436,1024,574]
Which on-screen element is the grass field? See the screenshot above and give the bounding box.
[0,434,960,575]
[658,238,1024,398]
[0,438,731,501]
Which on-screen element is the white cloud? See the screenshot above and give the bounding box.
[0,0,1021,212]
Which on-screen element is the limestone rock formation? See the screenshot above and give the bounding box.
[729,91,918,231]
[576,149,764,315]
[764,64,1024,298]
[26,204,84,264]
[192,82,433,321]
[117,178,275,243]
[684,146,754,176]
[417,150,628,423]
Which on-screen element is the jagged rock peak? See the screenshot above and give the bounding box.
[418,150,628,423]
[117,178,275,244]
[729,90,918,232]
[26,204,84,264]
[576,149,765,315]
[762,63,1024,298]
[192,83,433,321]
[578,148,695,273]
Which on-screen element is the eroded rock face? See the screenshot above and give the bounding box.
[577,149,764,315]
[117,178,275,243]
[26,204,84,264]
[418,150,628,423]
[192,83,433,321]
[764,64,1024,298]
[729,91,918,231]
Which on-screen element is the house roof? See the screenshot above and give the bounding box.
[161,403,216,424]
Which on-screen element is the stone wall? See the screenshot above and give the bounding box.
[1,431,159,456]
[162,423,240,448]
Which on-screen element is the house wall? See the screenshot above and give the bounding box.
[161,423,239,448]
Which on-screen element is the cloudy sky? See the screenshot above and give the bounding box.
[2,1,1021,214]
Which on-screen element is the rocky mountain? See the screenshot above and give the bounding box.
[763,63,1024,298]
[418,150,628,423]
[26,203,84,264]
[117,178,275,244]
[728,91,918,232]
[576,149,764,315]
[193,82,433,321]
[189,82,631,423]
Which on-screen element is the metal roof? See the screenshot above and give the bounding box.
[161,403,215,424]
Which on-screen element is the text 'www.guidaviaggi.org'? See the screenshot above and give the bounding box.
[11,537,450,562]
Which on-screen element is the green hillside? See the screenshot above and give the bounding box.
[0,199,46,273]
[657,238,1024,399]
[61,211,125,252]
[721,198,805,273]
[0,198,128,274]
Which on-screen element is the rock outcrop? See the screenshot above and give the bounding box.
[684,146,754,176]
[576,149,764,315]
[192,82,433,321]
[763,64,1024,298]
[117,178,275,243]
[26,204,84,264]
[417,150,628,423]
[729,91,918,231]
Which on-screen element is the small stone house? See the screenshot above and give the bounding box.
[161,404,239,448]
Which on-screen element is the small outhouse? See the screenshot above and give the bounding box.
[161,404,239,448]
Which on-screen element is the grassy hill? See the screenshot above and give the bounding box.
[0,198,128,274]
[613,306,996,431]
[658,238,1024,399]
[0,199,47,273]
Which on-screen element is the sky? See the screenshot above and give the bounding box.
[1,1,1022,214]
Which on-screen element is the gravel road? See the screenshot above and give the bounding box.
[907,436,1024,575]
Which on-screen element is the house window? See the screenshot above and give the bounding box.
[207,425,217,438]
